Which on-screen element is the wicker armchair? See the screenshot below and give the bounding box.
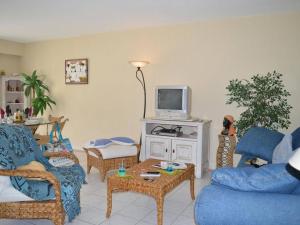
[0,151,78,225]
[84,144,140,181]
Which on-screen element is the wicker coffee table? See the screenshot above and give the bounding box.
[106,159,195,225]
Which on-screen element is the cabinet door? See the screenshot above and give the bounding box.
[146,137,171,160]
[171,140,197,163]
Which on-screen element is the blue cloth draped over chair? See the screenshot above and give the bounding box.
[0,124,86,222]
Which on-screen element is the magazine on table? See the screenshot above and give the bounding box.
[49,157,75,167]
[152,161,187,170]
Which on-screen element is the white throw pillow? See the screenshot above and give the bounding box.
[85,138,112,148]
[272,134,294,163]
[0,166,12,193]
[110,137,135,146]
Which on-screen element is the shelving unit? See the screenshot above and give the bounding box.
[0,75,27,114]
[141,118,211,178]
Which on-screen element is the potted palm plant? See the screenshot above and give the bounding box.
[22,70,56,116]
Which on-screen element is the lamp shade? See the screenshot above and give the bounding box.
[129,61,149,68]
[289,148,300,171]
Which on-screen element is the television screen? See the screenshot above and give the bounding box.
[157,89,183,110]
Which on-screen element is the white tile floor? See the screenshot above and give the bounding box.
[0,151,210,225]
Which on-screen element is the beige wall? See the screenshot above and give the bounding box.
[0,39,24,56]
[0,39,23,75]
[21,12,300,168]
[0,53,21,75]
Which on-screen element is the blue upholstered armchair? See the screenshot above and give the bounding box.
[0,124,86,224]
[195,127,300,225]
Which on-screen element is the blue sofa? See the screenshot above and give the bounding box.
[195,127,300,225]
[195,184,300,225]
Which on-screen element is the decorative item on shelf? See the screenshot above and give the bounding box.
[0,108,5,119]
[15,98,20,103]
[24,107,30,119]
[22,70,56,116]
[65,58,88,84]
[5,105,12,117]
[7,81,12,91]
[13,109,24,123]
[0,70,6,76]
[16,85,21,92]
[226,71,292,138]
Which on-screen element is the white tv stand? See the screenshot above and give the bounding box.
[140,118,211,178]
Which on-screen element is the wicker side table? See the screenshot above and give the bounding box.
[83,144,140,181]
[216,135,236,168]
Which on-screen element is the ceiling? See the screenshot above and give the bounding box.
[1,0,300,43]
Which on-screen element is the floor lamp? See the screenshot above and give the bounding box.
[129,61,149,119]
[129,60,149,156]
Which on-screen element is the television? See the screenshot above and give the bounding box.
[155,85,191,120]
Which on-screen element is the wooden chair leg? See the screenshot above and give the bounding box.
[101,168,106,182]
[87,164,92,174]
[53,215,64,225]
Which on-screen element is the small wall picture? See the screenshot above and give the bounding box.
[65,58,88,84]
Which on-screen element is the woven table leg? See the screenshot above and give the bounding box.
[106,179,112,218]
[190,173,195,200]
[156,194,164,225]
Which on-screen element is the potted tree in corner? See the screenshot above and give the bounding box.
[22,70,56,116]
[226,71,292,138]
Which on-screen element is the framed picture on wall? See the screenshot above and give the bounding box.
[65,58,88,84]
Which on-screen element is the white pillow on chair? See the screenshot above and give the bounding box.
[0,166,11,192]
[110,137,135,146]
[0,165,33,202]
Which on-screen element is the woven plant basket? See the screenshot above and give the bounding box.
[216,135,236,168]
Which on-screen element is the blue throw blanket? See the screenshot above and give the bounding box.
[0,124,86,222]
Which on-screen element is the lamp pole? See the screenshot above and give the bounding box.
[135,67,146,119]
[129,60,149,152]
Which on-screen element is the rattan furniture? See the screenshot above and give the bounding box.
[83,144,140,181]
[106,159,195,225]
[0,151,79,225]
[216,135,236,168]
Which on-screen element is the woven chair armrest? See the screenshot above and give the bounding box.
[83,147,103,159]
[43,151,79,164]
[0,169,62,202]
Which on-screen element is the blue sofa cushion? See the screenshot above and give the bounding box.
[212,163,299,194]
[195,184,300,225]
[236,127,284,162]
[292,127,300,150]
[272,134,294,163]
[292,185,300,195]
